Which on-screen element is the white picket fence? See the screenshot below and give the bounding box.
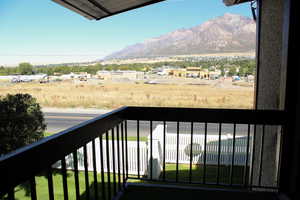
[163,133,251,165]
[53,139,148,175]
[53,125,251,177]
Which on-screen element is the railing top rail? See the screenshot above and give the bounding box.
[0,106,127,194]
[124,106,287,125]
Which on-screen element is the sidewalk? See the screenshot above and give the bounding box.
[42,107,112,114]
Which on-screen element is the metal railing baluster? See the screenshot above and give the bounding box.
[137,120,140,179]
[92,140,99,199]
[105,131,111,200]
[47,168,54,200]
[125,121,129,179]
[111,129,117,195]
[72,151,80,200]
[189,122,194,183]
[116,125,121,190]
[163,121,166,182]
[203,122,208,184]
[83,145,90,199]
[217,123,222,185]
[176,121,180,182]
[121,123,126,188]
[276,126,284,188]
[61,157,69,200]
[250,125,257,188]
[258,125,265,186]
[99,136,106,200]
[244,124,251,187]
[7,188,15,200]
[150,120,153,181]
[230,123,237,185]
[30,177,37,200]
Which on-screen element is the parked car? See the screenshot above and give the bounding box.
[232,76,241,82]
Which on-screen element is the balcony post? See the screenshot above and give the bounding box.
[253,0,284,188]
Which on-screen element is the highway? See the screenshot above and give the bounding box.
[45,112,250,137]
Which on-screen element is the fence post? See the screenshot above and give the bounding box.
[147,125,164,179]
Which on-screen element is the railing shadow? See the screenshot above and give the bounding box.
[156,163,247,186]
[79,177,124,200]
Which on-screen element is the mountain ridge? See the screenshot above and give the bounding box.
[105,13,256,60]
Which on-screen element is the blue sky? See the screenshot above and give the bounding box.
[0,0,251,66]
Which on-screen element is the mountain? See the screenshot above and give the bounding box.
[105,13,256,60]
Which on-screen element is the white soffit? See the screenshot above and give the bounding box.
[52,0,166,20]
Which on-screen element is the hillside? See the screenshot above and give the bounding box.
[105,13,256,60]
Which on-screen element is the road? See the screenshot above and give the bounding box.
[45,112,249,137]
[45,112,100,133]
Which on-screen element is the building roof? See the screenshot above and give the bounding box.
[52,0,165,20]
[223,0,252,6]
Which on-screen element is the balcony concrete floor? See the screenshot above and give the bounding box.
[119,183,280,200]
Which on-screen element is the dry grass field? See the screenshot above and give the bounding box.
[0,81,254,109]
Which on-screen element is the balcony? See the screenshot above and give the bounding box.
[0,106,287,200]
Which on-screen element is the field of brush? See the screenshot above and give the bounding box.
[0,80,254,109]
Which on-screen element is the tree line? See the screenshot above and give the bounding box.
[0,58,255,77]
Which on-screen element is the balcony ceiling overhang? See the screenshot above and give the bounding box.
[52,0,253,20]
[223,0,252,6]
[52,0,166,20]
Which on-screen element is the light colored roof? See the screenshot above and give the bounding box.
[52,0,165,20]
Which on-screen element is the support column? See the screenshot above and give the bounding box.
[253,0,284,188]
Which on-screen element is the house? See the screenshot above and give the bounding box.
[186,67,201,78]
[170,69,186,77]
[97,70,145,80]
[199,69,210,79]
[60,72,91,80]
[97,70,112,80]
[0,0,299,200]
[209,70,221,80]
[7,74,49,83]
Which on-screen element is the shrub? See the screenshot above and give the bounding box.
[0,94,46,156]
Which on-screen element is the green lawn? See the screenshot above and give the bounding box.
[14,170,124,200]
[158,163,246,185]
[44,132,53,137]
[12,164,246,200]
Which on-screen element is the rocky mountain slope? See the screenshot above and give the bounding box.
[105,13,256,60]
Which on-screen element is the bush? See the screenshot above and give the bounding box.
[0,94,46,156]
[18,62,34,75]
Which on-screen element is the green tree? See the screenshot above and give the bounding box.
[0,66,6,75]
[18,62,34,75]
[0,94,46,199]
[228,66,237,76]
[0,94,46,156]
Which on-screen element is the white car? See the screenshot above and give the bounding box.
[157,71,167,76]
